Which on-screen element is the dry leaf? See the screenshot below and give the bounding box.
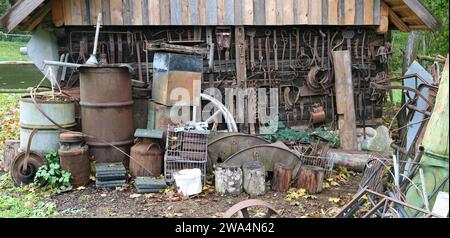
[130,194,142,199]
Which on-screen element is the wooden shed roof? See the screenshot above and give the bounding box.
[0,0,441,33]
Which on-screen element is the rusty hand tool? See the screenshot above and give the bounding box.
[216,33,224,73]
[289,32,294,70]
[265,30,272,83]
[258,38,263,72]
[303,31,316,67]
[313,35,319,67]
[176,29,184,41]
[281,30,288,71]
[136,41,143,82]
[221,32,232,72]
[331,31,345,52]
[319,30,326,68]
[117,34,123,63]
[297,47,311,69]
[247,29,257,72]
[354,38,360,59]
[294,28,300,59]
[108,34,115,64]
[342,30,355,52]
[273,29,279,71]
[144,40,150,84]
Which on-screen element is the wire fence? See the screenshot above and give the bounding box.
[0,31,32,42]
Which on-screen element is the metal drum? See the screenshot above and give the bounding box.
[130,138,163,178]
[79,65,134,167]
[19,95,76,155]
[59,132,90,187]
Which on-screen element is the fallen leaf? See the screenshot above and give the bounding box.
[77,186,86,191]
[329,198,344,205]
[130,194,142,199]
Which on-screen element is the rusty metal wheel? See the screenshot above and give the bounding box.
[10,152,45,187]
[223,199,279,218]
[223,143,301,175]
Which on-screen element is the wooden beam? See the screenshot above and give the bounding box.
[391,4,409,12]
[402,15,421,23]
[409,24,430,30]
[24,3,52,31]
[332,50,358,150]
[235,26,247,88]
[402,0,441,31]
[0,0,46,32]
[388,6,411,32]
[51,0,64,27]
[376,1,389,34]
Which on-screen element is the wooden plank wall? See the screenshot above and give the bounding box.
[60,0,381,26]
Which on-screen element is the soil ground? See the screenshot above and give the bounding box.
[49,174,361,218]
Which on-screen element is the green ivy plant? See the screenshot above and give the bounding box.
[34,151,72,194]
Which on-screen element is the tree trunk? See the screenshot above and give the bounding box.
[215,164,243,196]
[296,165,325,194]
[272,163,292,192]
[243,161,266,197]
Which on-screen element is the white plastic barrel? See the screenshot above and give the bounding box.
[173,169,202,196]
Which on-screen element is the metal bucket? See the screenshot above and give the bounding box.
[130,138,163,178]
[19,96,76,155]
[79,65,133,167]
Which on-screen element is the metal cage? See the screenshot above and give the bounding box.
[164,128,209,185]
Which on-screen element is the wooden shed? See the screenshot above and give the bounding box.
[0,0,442,133]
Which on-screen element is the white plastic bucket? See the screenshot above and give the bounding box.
[173,169,202,196]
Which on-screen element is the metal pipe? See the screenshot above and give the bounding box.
[407,104,432,116]
[92,13,102,57]
[419,168,430,211]
[44,60,82,68]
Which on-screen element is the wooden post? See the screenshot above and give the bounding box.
[235,26,248,133]
[272,163,293,192]
[296,165,325,194]
[215,164,243,196]
[235,26,247,89]
[332,50,357,150]
[399,31,420,153]
[2,140,20,172]
[243,161,266,197]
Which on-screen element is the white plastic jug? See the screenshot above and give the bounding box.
[173,169,202,196]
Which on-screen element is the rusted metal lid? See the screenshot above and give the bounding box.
[60,132,84,143]
[78,63,133,72]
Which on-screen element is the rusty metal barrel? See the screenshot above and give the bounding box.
[79,65,134,167]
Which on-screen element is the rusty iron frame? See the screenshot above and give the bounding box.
[223,199,279,218]
[334,186,444,218]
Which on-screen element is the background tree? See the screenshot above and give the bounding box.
[0,0,11,17]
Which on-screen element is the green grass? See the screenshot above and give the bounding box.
[0,174,57,218]
[0,40,29,61]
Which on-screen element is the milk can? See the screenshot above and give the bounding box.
[58,132,91,187]
[130,138,163,178]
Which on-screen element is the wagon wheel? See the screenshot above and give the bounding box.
[10,128,45,187]
[200,94,238,133]
[10,152,45,187]
[223,144,302,175]
[207,134,270,168]
[223,200,279,218]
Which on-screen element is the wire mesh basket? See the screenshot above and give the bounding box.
[164,128,209,185]
[294,145,335,178]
